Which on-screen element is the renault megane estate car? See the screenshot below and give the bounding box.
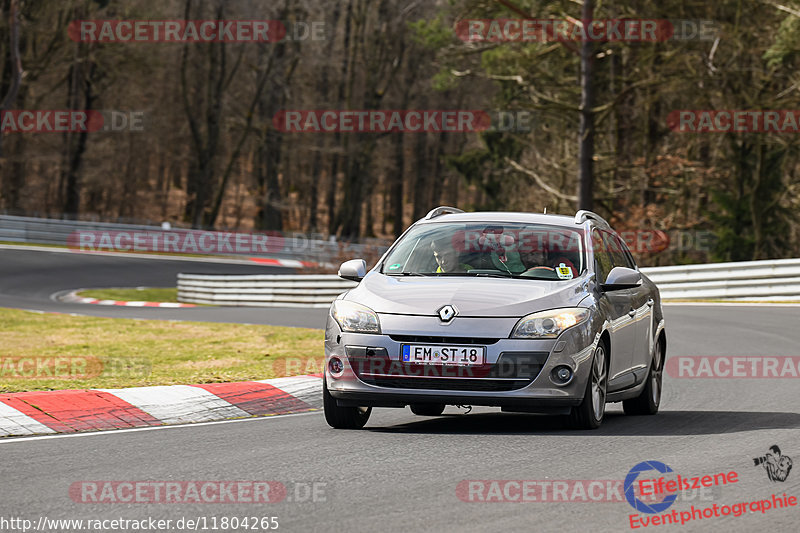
[323,207,666,429]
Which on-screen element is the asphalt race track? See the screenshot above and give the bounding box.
[2,247,800,532]
[0,247,329,328]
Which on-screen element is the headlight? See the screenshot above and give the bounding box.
[331,300,381,334]
[510,308,590,339]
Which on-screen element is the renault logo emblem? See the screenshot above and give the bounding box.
[438,305,457,322]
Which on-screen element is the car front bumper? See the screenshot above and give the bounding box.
[324,311,599,412]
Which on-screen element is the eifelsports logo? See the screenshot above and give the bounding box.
[624,461,738,514]
[625,459,798,529]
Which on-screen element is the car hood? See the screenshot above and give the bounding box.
[343,272,591,317]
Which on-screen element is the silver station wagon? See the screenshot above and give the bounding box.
[323,207,666,429]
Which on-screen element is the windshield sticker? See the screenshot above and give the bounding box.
[556,263,573,280]
[388,263,403,270]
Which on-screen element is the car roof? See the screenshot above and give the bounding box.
[415,211,584,229]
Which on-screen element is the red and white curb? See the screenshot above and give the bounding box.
[61,290,196,308]
[0,374,322,438]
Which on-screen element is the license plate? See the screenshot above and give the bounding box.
[401,344,485,366]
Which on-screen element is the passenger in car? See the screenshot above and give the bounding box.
[488,233,526,274]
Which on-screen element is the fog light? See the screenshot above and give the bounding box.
[329,357,344,375]
[551,365,573,385]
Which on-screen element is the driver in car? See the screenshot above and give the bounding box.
[520,247,553,274]
[520,244,577,278]
[431,237,473,273]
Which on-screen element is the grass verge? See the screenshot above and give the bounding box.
[0,308,324,393]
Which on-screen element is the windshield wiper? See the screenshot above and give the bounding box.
[435,271,513,278]
[386,272,430,276]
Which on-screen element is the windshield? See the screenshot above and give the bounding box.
[382,222,585,280]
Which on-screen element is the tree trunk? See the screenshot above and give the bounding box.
[391,133,405,237]
[61,42,95,216]
[577,0,595,211]
[412,133,430,220]
[0,0,22,159]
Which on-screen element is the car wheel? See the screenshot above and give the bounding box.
[323,377,371,429]
[623,338,664,416]
[410,403,446,416]
[569,342,607,430]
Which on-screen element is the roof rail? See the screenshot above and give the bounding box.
[574,210,610,227]
[424,206,464,220]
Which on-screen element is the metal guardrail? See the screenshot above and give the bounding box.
[177,258,800,306]
[177,274,358,307]
[0,214,388,266]
[643,258,800,301]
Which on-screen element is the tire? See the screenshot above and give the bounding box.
[410,403,446,416]
[323,378,371,429]
[623,338,664,416]
[569,342,608,430]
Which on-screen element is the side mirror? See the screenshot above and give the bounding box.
[601,266,642,291]
[338,259,367,282]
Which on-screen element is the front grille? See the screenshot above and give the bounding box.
[389,335,500,345]
[348,351,549,392]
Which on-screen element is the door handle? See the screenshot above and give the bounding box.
[628,309,636,317]
[647,298,654,307]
